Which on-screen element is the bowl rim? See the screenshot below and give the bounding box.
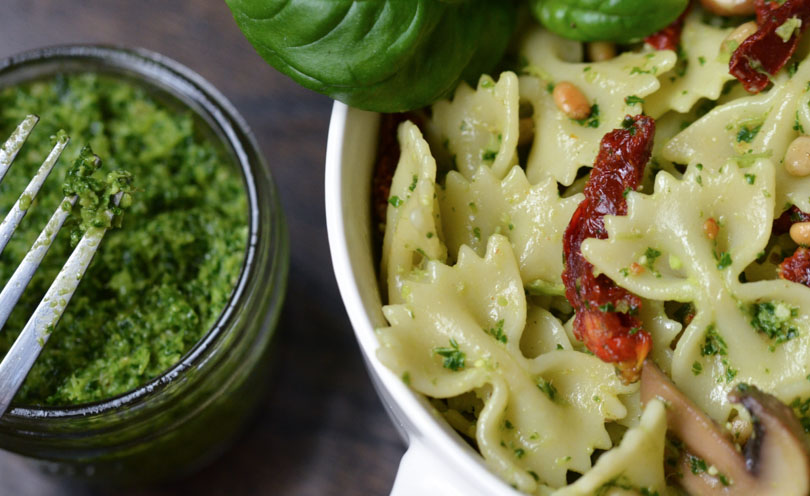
[0,44,267,419]
[324,101,520,495]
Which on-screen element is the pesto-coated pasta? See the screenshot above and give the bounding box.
[377,8,810,494]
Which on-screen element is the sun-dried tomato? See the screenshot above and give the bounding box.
[756,0,782,24]
[773,205,810,234]
[779,247,810,286]
[645,6,691,51]
[730,0,810,93]
[562,115,655,383]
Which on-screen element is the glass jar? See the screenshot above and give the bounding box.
[0,45,288,485]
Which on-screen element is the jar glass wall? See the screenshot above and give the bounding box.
[0,45,288,485]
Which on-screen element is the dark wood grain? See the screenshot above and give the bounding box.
[0,1,405,495]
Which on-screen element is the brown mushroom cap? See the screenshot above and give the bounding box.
[640,361,810,495]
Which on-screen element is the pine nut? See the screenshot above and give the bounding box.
[703,218,719,240]
[701,0,755,16]
[722,21,758,51]
[553,82,591,120]
[790,221,810,246]
[784,136,810,177]
[587,42,616,62]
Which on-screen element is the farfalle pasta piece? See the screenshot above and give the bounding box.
[555,400,672,496]
[518,28,675,186]
[439,164,581,290]
[380,121,447,304]
[665,57,810,214]
[377,236,634,492]
[644,9,736,118]
[427,72,520,181]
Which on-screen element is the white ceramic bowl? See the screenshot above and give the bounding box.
[325,102,523,495]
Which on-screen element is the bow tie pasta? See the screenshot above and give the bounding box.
[376,6,810,495]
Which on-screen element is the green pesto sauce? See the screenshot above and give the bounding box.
[61,143,135,242]
[0,73,247,405]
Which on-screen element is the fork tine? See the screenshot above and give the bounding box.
[0,115,39,183]
[0,192,123,416]
[0,134,70,256]
[0,195,78,330]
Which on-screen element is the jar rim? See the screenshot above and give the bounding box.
[0,44,268,419]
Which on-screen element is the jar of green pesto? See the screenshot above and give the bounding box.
[0,46,287,484]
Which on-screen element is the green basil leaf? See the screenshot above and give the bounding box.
[531,0,689,43]
[226,0,517,112]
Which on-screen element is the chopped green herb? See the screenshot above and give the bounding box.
[642,247,662,277]
[725,365,738,383]
[789,61,800,77]
[690,455,708,474]
[745,173,756,184]
[598,302,615,313]
[791,396,810,433]
[408,174,418,192]
[715,251,733,270]
[388,195,403,207]
[692,361,703,375]
[698,56,706,66]
[434,339,466,371]
[473,227,481,240]
[485,319,508,344]
[736,123,762,143]
[701,324,728,356]
[481,134,502,162]
[630,66,654,75]
[749,301,799,344]
[624,95,644,105]
[537,377,558,401]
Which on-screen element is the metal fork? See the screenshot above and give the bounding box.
[0,116,121,416]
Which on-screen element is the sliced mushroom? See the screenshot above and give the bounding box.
[640,361,810,495]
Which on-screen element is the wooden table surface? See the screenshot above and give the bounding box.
[0,1,405,495]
